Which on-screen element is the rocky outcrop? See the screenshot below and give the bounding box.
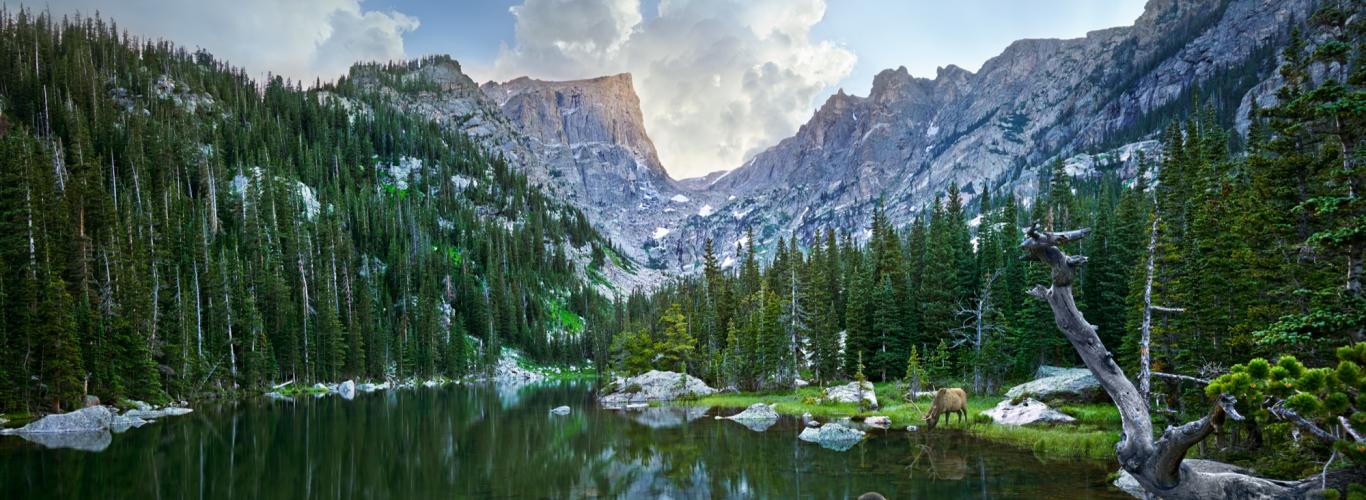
[723,403,779,432]
[491,350,547,384]
[824,381,878,408]
[982,398,1077,426]
[659,0,1317,271]
[798,423,865,451]
[600,370,717,407]
[1,406,114,435]
[1005,366,1105,403]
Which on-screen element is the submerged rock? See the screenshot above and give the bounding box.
[725,403,779,432]
[338,380,356,400]
[1004,366,1104,404]
[550,405,571,415]
[982,398,1076,426]
[823,381,878,408]
[599,370,716,406]
[1,406,113,435]
[798,423,865,451]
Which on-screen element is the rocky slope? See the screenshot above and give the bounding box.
[656,0,1316,269]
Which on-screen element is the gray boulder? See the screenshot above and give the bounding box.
[1,406,113,435]
[798,423,865,451]
[123,406,192,420]
[600,370,716,406]
[127,400,154,412]
[1113,460,1254,498]
[550,405,571,415]
[824,381,878,408]
[83,395,101,408]
[1005,366,1105,403]
[864,416,892,429]
[982,398,1077,426]
[725,403,779,432]
[338,380,356,400]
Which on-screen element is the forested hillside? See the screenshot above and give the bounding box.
[0,10,628,413]
[616,0,1366,440]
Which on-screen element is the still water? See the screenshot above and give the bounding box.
[0,382,1124,499]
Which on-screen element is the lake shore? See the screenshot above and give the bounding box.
[682,381,1122,462]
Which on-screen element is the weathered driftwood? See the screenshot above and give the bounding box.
[1020,223,1317,499]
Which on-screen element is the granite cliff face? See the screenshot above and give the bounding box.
[352,0,1320,287]
[658,0,1316,271]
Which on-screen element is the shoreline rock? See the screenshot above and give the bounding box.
[823,381,878,409]
[982,398,1077,426]
[600,370,716,406]
[0,406,114,435]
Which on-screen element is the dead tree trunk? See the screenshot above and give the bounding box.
[1019,223,1315,499]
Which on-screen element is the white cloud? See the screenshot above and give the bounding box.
[492,0,855,178]
[37,0,418,83]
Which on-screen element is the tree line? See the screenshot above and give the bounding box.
[0,9,625,413]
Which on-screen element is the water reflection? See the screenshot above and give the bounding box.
[0,382,1126,499]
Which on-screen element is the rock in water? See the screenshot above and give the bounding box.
[110,415,150,433]
[864,416,891,429]
[338,380,356,400]
[798,423,865,451]
[725,403,779,432]
[823,381,878,409]
[1004,367,1105,404]
[1,406,113,435]
[550,406,571,415]
[599,370,716,406]
[982,398,1077,426]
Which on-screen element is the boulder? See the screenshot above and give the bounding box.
[905,425,920,432]
[798,423,865,451]
[1005,367,1105,403]
[824,381,878,408]
[123,406,193,420]
[794,378,810,388]
[725,403,779,432]
[338,380,356,400]
[719,386,740,394]
[599,370,717,406]
[127,400,154,412]
[864,416,892,429]
[1,406,113,435]
[83,395,101,408]
[550,405,572,415]
[982,398,1077,426]
[1113,460,1254,498]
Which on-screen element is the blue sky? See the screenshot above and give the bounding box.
[37,0,1146,177]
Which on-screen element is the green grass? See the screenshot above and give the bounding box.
[688,382,1122,461]
[545,297,585,334]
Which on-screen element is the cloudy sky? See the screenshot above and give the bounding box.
[30,0,1145,178]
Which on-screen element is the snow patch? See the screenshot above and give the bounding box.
[698,204,715,217]
[926,124,940,138]
[670,194,690,203]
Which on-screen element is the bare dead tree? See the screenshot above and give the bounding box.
[953,269,1003,394]
[1019,223,1317,498]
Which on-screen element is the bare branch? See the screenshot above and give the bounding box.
[1339,415,1365,443]
[1152,372,1209,384]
